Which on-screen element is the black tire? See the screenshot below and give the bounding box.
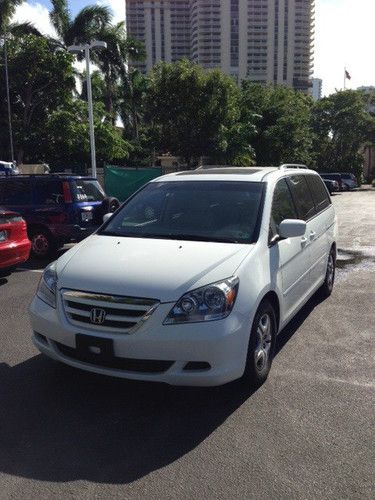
[101,197,120,215]
[0,266,15,278]
[29,228,57,259]
[242,299,277,389]
[318,247,336,299]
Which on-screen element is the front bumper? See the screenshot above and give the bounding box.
[29,294,248,386]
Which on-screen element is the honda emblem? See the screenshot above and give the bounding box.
[90,308,106,325]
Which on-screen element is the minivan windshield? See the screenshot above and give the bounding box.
[100,181,264,243]
[72,179,105,202]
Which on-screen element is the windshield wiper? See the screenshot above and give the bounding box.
[100,231,241,243]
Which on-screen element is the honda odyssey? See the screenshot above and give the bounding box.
[29,165,337,387]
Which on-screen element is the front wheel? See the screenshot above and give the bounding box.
[242,300,277,389]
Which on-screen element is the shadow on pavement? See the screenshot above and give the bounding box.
[275,293,324,355]
[0,290,323,485]
[0,357,254,484]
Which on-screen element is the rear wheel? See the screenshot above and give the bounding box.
[242,300,277,389]
[30,229,56,259]
[0,266,15,278]
[318,247,336,298]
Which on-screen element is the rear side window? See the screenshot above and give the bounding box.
[305,175,331,213]
[270,179,297,237]
[33,181,64,205]
[0,179,31,205]
[287,175,316,221]
[72,180,105,202]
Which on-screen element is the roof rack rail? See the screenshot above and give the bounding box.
[279,164,308,170]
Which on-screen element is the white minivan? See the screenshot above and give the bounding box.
[29,166,337,387]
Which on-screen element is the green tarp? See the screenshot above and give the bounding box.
[104,166,162,201]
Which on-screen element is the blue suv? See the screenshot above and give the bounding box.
[0,175,119,257]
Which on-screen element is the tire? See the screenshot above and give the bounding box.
[318,247,336,299]
[242,299,277,389]
[30,228,57,259]
[0,266,15,278]
[101,197,120,215]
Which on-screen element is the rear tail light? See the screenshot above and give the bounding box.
[63,182,73,203]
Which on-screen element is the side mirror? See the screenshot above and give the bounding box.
[279,219,307,239]
[103,213,113,223]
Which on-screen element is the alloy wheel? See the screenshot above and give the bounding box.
[254,313,272,372]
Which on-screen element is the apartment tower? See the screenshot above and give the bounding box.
[125,0,314,93]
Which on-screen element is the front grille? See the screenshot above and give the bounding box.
[55,342,174,373]
[62,290,159,333]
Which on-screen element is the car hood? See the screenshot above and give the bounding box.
[57,234,252,302]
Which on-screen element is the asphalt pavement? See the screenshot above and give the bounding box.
[0,188,374,499]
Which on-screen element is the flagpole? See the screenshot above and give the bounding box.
[344,67,346,90]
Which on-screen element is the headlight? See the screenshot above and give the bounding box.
[37,262,58,308]
[164,277,239,324]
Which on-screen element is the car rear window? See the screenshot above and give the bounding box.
[33,180,64,205]
[0,179,31,205]
[287,175,316,221]
[305,175,331,213]
[71,180,105,202]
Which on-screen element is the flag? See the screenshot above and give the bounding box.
[345,70,351,80]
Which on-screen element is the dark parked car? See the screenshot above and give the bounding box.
[0,175,119,258]
[0,207,31,276]
[340,173,358,190]
[319,173,346,191]
[322,178,339,194]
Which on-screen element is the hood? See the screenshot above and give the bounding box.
[57,234,252,302]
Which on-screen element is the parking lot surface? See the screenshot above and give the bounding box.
[0,188,374,499]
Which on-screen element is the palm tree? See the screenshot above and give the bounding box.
[50,0,146,135]
[95,22,146,131]
[50,0,112,47]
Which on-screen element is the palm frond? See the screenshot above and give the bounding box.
[8,21,42,37]
[50,0,71,39]
[66,5,112,45]
[0,0,24,33]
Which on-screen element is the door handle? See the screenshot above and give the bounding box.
[309,231,316,240]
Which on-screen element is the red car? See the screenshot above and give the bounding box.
[0,207,31,277]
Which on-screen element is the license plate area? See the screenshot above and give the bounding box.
[81,211,93,222]
[75,334,114,361]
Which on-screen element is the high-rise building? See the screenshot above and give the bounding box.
[125,0,315,93]
[311,78,322,101]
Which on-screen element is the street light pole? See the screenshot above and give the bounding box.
[2,34,14,162]
[84,44,97,178]
[68,41,107,179]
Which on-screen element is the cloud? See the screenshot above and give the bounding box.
[12,1,57,38]
[315,0,375,96]
[97,0,125,25]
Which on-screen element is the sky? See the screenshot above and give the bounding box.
[12,0,375,97]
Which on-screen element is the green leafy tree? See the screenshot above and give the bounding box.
[145,60,242,167]
[44,100,131,170]
[311,90,374,177]
[0,35,75,163]
[241,83,314,166]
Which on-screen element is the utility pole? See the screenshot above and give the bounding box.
[68,41,107,178]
